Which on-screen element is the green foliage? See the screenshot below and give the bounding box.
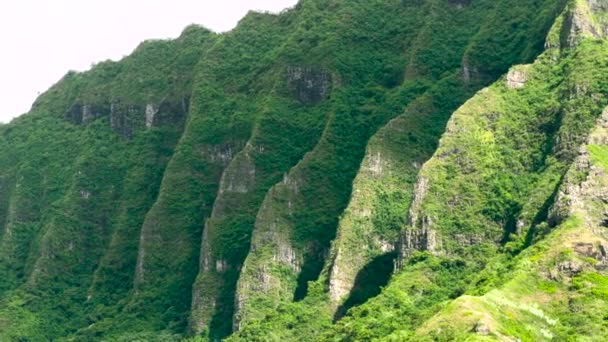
[325,251,482,341]
[233,3,566,338]
[2,0,606,341]
[588,144,608,171]
[323,6,608,342]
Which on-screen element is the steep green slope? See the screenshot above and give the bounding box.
[412,103,608,341]
[231,0,566,340]
[188,7,332,339]
[326,1,608,340]
[2,0,605,341]
[0,26,215,340]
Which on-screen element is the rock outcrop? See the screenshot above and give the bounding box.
[286,66,332,104]
[0,1,590,341]
[65,102,110,125]
[506,67,528,89]
[562,0,608,47]
[233,167,307,331]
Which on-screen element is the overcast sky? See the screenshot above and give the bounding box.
[0,0,298,123]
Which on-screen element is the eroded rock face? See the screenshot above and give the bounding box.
[551,108,608,226]
[232,167,307,331]
[287,66,332,104]
[474,320,491,336]
[506,69,528,89]
[573,242,608,263]
[401,223,441,258]
[562,0,607,47]
[66,97,189,138]
[397,175,442,263]
[545,109,608,283]
[110,102,143,139]
[222,148,256,194]
[145,104,158,129]
[462,61,479,84]
[65,102,110,125]
[154,97,190,127]
[328,255,350,303]
[274,237,300,273]
[188,141,259,334]
[589,0,608,14]
[110,98,189,138]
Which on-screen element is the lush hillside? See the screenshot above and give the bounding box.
[2,0,608,341]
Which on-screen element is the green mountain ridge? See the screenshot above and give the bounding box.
[1,0,608,341]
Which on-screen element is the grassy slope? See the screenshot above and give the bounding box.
[413,111,608,341]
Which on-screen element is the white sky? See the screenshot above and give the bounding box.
[0,0,298,123]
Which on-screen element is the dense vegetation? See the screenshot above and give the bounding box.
[1,0,608,341]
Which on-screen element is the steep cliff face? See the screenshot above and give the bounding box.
[2,0,608,341]
[327,1,608,340]
[0,26,216,340]
[413,105,608,341]
[323,0,567,319]
[395,0,608,265]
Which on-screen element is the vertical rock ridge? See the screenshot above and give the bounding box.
[189,143,257,335]
[233,154,312,331]
[0,167,42,293]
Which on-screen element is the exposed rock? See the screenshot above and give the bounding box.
[600,243,608,258]
[145,104,158,129]
[397,175,442,264]
[222,147,256,194]
[154,97,190,127]
[282,172,302,195]
[506,69,528,89]
[516,219,527,234]
[232,264,275,332]
[233,167,306,330]
[573,242,608,264]
[329,237,394,304]
[287,66,332,104]
[400,223,441,260]
[550,107,608,226]
[589,107,608,145]
[550,150,604,224]
[65,102,110,125]
[189,140,260,334]
[202,143,236,167]
[110,102,143,139]
[328,253,349,303]
[110,98,188,138]
[216,259,229,272]
[557,260,583,276]
[562,0,605,48]
[79,190,91,200]
[473,320,491,336]
[200,226,212,273]
[462,60,479,84]
[589,0,608,14]
[134,225,147,285]
[273,237,300,273]
[368,152,386,177]
[408,176,429,227]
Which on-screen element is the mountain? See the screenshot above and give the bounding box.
[1,0,607,341]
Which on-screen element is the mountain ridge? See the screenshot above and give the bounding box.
[2,0,608,341]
